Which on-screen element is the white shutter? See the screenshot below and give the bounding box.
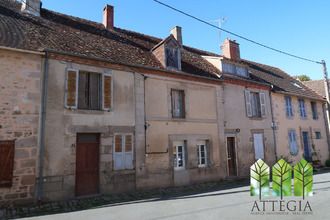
[254,133,264,159]
[64,69,79,109]
[244,90,252,117]
[102,73,113,111]
[259,92,267,118]
[114,134,124,170]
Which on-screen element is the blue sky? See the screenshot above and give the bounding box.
[41,0,330,80]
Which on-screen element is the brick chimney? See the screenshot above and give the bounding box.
[21,0,41,16]
[170,26,182,46]
[103,4,114,29]
[222,38,240,61]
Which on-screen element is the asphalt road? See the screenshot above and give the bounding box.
[25,172,330,220]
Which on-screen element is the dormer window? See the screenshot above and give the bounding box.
[151,34,182,71]
[166,48,179,70]
[222,62,248,77]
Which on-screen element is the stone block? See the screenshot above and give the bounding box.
[5,194,19,199]
[21,175,36,185]
[20,158,36,168]
[14,116,38,125]
[49,176,63,182]
[43,181,63,192]
[13,198,35,207]
[16,136,38,148]
[100,154,112,163]
[22,71,40,78]
[14,149,29,159]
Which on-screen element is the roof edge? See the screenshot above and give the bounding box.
[0,46,45,55]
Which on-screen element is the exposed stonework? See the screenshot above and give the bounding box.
[0,49,42,208]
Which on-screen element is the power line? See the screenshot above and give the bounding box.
[154,0,322,65]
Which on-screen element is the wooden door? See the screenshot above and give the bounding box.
[76,133,100,196]
[227,137,236,176]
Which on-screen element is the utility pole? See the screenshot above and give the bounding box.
[322,60,330,153]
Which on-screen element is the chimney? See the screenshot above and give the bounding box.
[222,38,240,61]
[170,26,182,46]
[103,4,114,29]
[21,0,41,16]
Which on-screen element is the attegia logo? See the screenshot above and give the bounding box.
[250,158,313,200]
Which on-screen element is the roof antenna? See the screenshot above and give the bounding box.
[208,17,226,52]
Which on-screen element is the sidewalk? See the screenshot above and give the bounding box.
[0,177,248,219]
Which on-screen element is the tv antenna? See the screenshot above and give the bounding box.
[208,17,226,52]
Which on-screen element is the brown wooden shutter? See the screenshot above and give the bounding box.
[65,69,79,109]
[102,73,113,111]
[0,140,15,188]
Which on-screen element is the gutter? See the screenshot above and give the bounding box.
[0,46,44,55]
[37,51,49,202]
[43,49,224,84]
[269,85,278,162]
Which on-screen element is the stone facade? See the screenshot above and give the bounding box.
[0,49,42,207]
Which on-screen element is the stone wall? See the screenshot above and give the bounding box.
[0,49,42,207]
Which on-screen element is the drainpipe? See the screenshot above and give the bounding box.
[269,85,278,162]
[322,102,330,154]
[37,50,49,202]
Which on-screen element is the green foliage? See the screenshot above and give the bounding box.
[294,159,313,199]
[272,159,292,199]
[250,159,270,200]
[294,75,311,81]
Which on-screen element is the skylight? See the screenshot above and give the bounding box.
[291,82,302,89]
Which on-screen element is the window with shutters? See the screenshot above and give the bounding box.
[173,141,185,171]
[113,134,134,170]
[298,99,307,118]
[171,89,185,118]
[285,96,294,117]
[311,101,318,120]
[244,90,266,118]
[253,133,264,160]
[65,69,113,111]
[288,131,298,155]
[0,140,15,188]
[165,48,179,70]
[197,140,207,167]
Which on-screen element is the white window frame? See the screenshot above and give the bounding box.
[173,141,185,171]
[113,133,134,170]
[299,99,307,118]
[285,96,293,117]
[197,140,207,168]
[288,130,298,155]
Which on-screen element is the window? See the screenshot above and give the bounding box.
[244,90,266,118]
[285,96,293,117]
[173,141,185,170]
[166,48,179,70]
[298,99,307,118]
[171,89,185,118]
[253,133,264,159]
[114,134,134,170]
[311,101,318,120]
[315,132,321,139]
[222,62,248,77]
[65,69,113,111]
[197,140,207,167]
[288,131,298,155]
[0,140,15,187]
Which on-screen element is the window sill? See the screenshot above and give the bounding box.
[286,116,294,119]
[198,164,207,168]
[65,108,111,115]
[174,167,186,171]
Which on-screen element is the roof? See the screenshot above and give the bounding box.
[0,0,324,101]
[303,80,329,98]
[244,60,325,100]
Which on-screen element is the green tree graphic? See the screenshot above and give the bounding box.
[272,158,292,199]
[294,158,313,199]
[250,159,270,200]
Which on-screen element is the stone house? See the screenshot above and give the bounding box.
[0,0,328,207]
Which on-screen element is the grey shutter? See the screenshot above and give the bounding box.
[244,90,252,117]
[289,131,298,154]
[259,92,267,117]
[254,133,264,159]
[64,69,78,109]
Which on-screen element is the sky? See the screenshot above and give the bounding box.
[41,0,330,80]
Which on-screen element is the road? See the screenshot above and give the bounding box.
[25,172,330,220]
